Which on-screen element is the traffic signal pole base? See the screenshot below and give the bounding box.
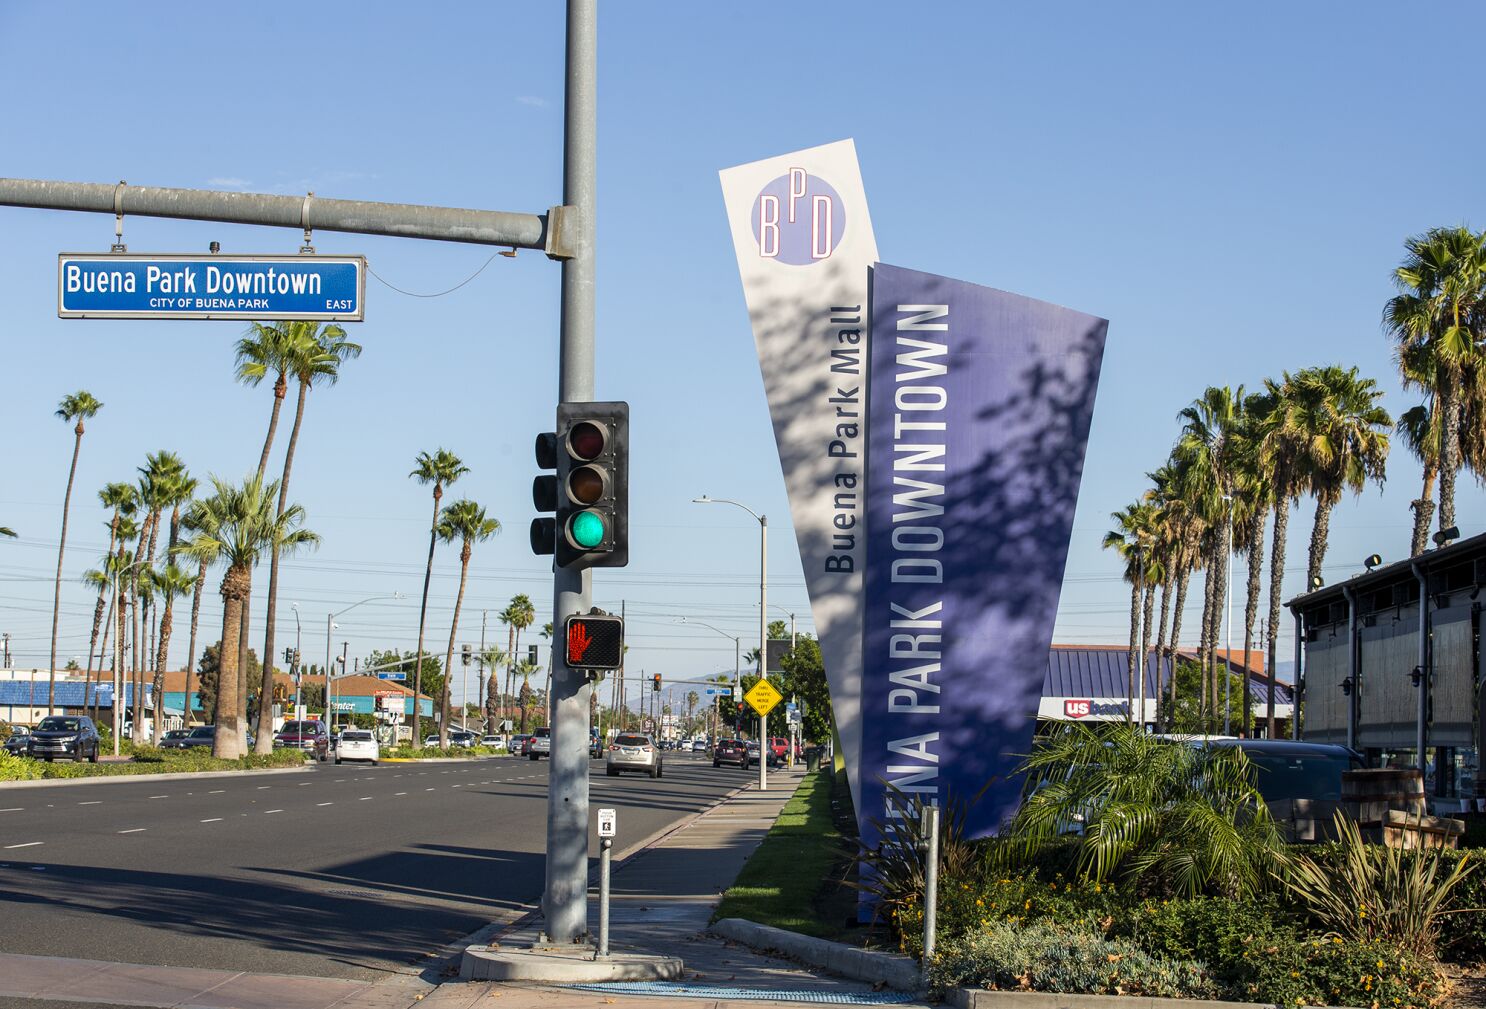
[459,944,682,982]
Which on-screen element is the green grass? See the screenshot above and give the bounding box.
[713,767,845,937]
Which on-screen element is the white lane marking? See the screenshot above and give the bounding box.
[256,786,270,790]
[265,809,283,814]
[4,842,42,849]
[317,802,333,807]
[334,779,346,782]
[208,790,225,794]
[358,796,372,801]
[425,787,435,791]
[149,795,168,799]
[118,828,146,834]
[394,792,407,796]
[451,784,462,788]
[199,818,222,823]
[0,808,24,813]
[298,782,312,786]
[78,801,102,805]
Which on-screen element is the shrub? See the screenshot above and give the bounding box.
[1006,723,1284,897]
[853,784,982,925]
[1122,893,1303,985]
[1234,935,1445,1008]
[1279,814,1476,959]
[1438,848,1486,964]
[926,919,1217,999]
[0,751,43,781]
[896,871,1126,959]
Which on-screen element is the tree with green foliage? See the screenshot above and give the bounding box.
[778,634,832,743]
[50,390,103,715]
[409,449,468,742]
[434,500,500,746]
[1163,658,1246,735]
[1008,722,1281,898]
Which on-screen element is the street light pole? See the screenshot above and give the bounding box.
[325,593,402,733]
[110,558,149,756]
[291,603,302,720]
[693,495,769,789]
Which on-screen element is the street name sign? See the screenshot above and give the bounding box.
[744,678,783,717]
[57,253,366,320]
[704,687,733,696]
[376,671,407,681]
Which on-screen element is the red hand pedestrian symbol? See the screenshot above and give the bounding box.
[568,622,593,663]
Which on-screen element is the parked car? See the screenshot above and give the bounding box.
[4,728,30,755]
[528,726,551,760]
[449,729,478,748]
[766,736,789,761]
[606,732,663,778]
[480,734,503,748]
[335,729,380,765]
[27,715,101,763]
[1198,738,1365,841]
[713,738,750,769]
[161,728,193,745]
[161,725,216,750]
[274,720,330,761]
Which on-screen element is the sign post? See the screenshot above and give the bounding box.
[595,808,616,959]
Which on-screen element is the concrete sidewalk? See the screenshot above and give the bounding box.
[450,765,929,1008]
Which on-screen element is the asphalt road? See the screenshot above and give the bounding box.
[0,751,747,980]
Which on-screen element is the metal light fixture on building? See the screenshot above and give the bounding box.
[1364,554,1382,571]
[1410,665,1423,688]
[1340,676,1354,697]
[1310,575,1325,589]
[1433,526,1460,547]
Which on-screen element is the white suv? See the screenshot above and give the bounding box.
[528,726,551,760]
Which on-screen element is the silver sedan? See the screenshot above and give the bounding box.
[605,733,663,778]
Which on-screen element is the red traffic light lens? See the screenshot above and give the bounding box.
[568,421,606,460]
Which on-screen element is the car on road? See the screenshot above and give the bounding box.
[528,726,551,760]
[745,740,760,763]
[590,732,604,759]
[27,715,101,763]
[274,720,330,761]
[606,732,663,778]
[691,739,708,753]
[713,738,750,769]
[335,729,380,765]
[160,725,216,750]
[766,736,789,762]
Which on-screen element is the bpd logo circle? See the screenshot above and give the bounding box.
[751,168,845,264]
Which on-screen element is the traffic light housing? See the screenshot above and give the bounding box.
[461,643,472,667]
[652,673,661,692]
[530,402,629,569]
[564,610,624,672]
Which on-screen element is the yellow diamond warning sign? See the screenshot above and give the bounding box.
[744,678,784,717]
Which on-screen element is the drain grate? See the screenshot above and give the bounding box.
[562,982,916,1004]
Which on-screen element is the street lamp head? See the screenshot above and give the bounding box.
[1364,554,1382,571]
[692,495,711,504]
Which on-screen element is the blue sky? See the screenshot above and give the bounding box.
[1,2,1482,709]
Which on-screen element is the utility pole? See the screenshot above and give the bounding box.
[543,0,598,946]
[479,610,488,735]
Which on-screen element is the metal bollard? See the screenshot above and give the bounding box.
[597,837,612,959]
[921,805,940,968]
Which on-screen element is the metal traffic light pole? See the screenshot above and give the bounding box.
[543,0,598,946]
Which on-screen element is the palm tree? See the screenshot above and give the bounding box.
[150,563,197,743]
[434,500,501,746]
[178,500,214,724]
[236,323,301,478]
[1175,386,1245,727]
[516,658,540,732]
[1294,366,1391,583]
[1385,226,1486,536]
[409,449,468,743]
[84,483,137,695]
[130,453,184,742]
[176,474,319,758]
[258,322,361,754]
[1103,501,1158,721]
[1394,341,1486,556]
[1229,397,1272,737]
[49,391,102,714]
[480,646,508,732]
[500,594,537,723]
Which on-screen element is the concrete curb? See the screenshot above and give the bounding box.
[0,762,314,789]
[710,918,922,992]
[460,946,683,982]
[948,992,1285,1009]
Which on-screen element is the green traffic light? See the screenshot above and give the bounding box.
[570,510,605,549]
